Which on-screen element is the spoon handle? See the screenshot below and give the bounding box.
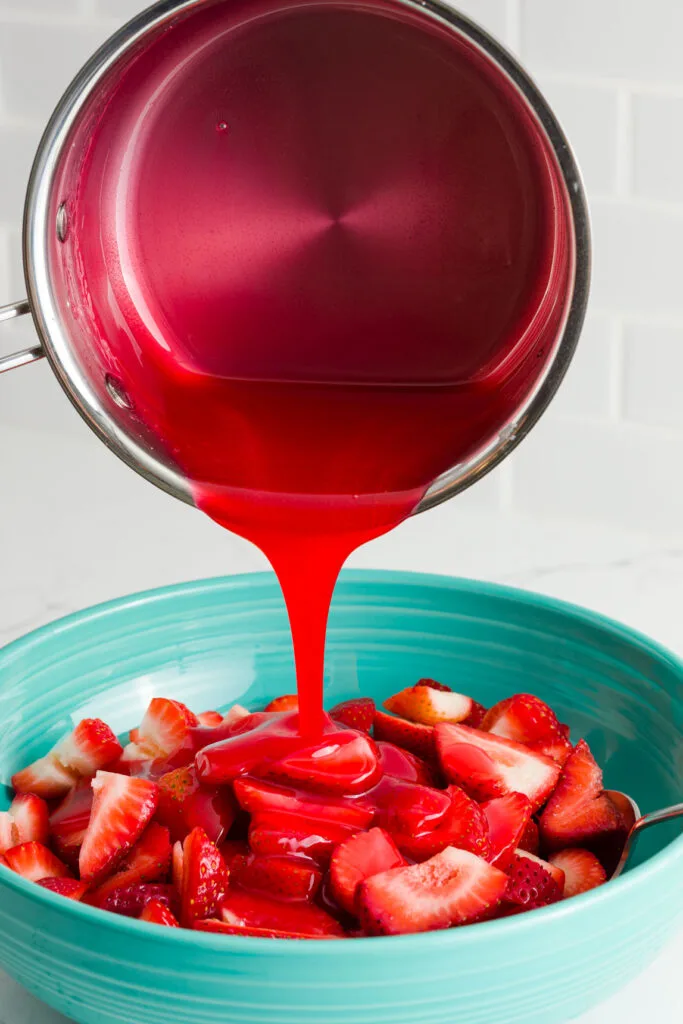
[612,801,683,879]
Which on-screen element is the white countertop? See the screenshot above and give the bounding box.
[0,423,682,1023]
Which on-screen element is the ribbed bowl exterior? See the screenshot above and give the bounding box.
[1,570,682,1024]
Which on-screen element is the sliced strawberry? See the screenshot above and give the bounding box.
[376,741,435,786]
[329,698,375,734]
[368,777,450,837]
[483,694,564,745]
[248,812,360,864]
[196,711,224,728]
[49,779,94,869]
[0,794,49,853]
[482,793,532,870]
[156,764,237,844]
[518,818,540,856]
[394,786,490,862]
[53,719,122,778]
[223,704,251,725]
[122,699,198,763]
[528,734,574,766]
[189,710,280,754]
[181,827,230,927]
[37,877,89,901]
[384,684,473,726]
[11,754,78,800]
[373,710,436,761]
[140,899,180,926]
[194,919,341,939]
[5,842,71,882]
[549,848,607,898]
[435,723,560,810]
[233,777,374,830]
[96,882,179,918]
[359,847,507,936]
[79,772,159,884]
[463,702,487,729]
[330,828,405,915]
[416,679,452,691]
[539,740,624,852]
[503,850,563,910]
[235,854,323,903]
[221,890,344,936]
[88,822,171,906]
[219,839,250,874]
[265,695,299,713]
[172,839,184,893]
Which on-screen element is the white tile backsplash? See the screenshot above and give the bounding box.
[1,0,683,534]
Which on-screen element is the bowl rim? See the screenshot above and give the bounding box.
[1,567,682,954]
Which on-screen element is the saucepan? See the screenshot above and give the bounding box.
[0,0,590,511]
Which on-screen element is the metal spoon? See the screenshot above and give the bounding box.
[605,790,683,879]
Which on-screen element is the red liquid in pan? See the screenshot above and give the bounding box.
[62,0,572,738]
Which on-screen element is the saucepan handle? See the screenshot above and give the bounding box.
[0,299,44,373]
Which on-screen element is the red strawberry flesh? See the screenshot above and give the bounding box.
[79,771,159,884]
[330,827,405,915]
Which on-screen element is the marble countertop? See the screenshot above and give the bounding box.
[0,423,682,1023]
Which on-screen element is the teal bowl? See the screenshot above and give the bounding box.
[1,570,682,1024]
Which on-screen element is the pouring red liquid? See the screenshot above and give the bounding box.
[64,0,573,741]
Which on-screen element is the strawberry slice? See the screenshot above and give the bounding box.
[373,710,436,761]
[196,711,224,728]
[482,793,532,870]
[181,826,230,927]
[248,811,360,864]
[49,779,94,869]
[0,793,49,853]
[122,699,198,764]
[79,772,159,884]
[233,777,374,830]
[221,890,344,936]
[88,822,171,906]
[140,899,180,926]
[234,854,323,903]
[330,828,405,915]
[267,731,381,796]
[435,723,560,810]
[394,786,490,862]
[483,694,564,745]
[329,698,375,734]
[376,741,436,786]
[539,740,624,852]
[518,818,540,855]
[156,764,237,844]
[265,695,299,712]
[368,777,451,837]
[12,719,122,799]
[528,735,574,766]
[384,684,473,726]
[503,850,563,910]
[223,704,251,725]
[96,882,179,918]
[194,919,341,939]
[5,842,71,882]
[416,679,452,691]
[359,847,507,936]
[37,877,89,901]
[549,848,607,898]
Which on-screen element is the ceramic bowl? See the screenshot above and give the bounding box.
[1,570,682,1024]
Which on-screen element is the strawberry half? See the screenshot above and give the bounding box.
[394,786,490,863]
[549,848,607,898]
[12,718,121,799]
[233,776,374,830]
[267,731,381,796]
[435,723,560,810]
[265,695,300,713]
[503,850,563,910]
[49,779,94,869]
[482,793,532,870]
[196,711,224,728]
[79,772,159,884]
[373,710,436,761]
[140,899,180,927]
[37,877,89,901]
[359,847,507,936]
[234,854,323,903]
[181,827,230,928]
[539,740,624,852]
[156,764,237,844]
[330,827,405,915]
[5,842,71,882]
[248,811,360,864]
[483,694,564,745]
[88,822,171,906]
[384,684,473,726]
[528,735,574,767]
[122,698,197,764]
[376,741,436,786]
[221,890,344,936]
[329,698,375,734]
[0,793,49,853]
[368,777,451,837]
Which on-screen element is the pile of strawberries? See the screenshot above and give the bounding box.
[0,681,629,938]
